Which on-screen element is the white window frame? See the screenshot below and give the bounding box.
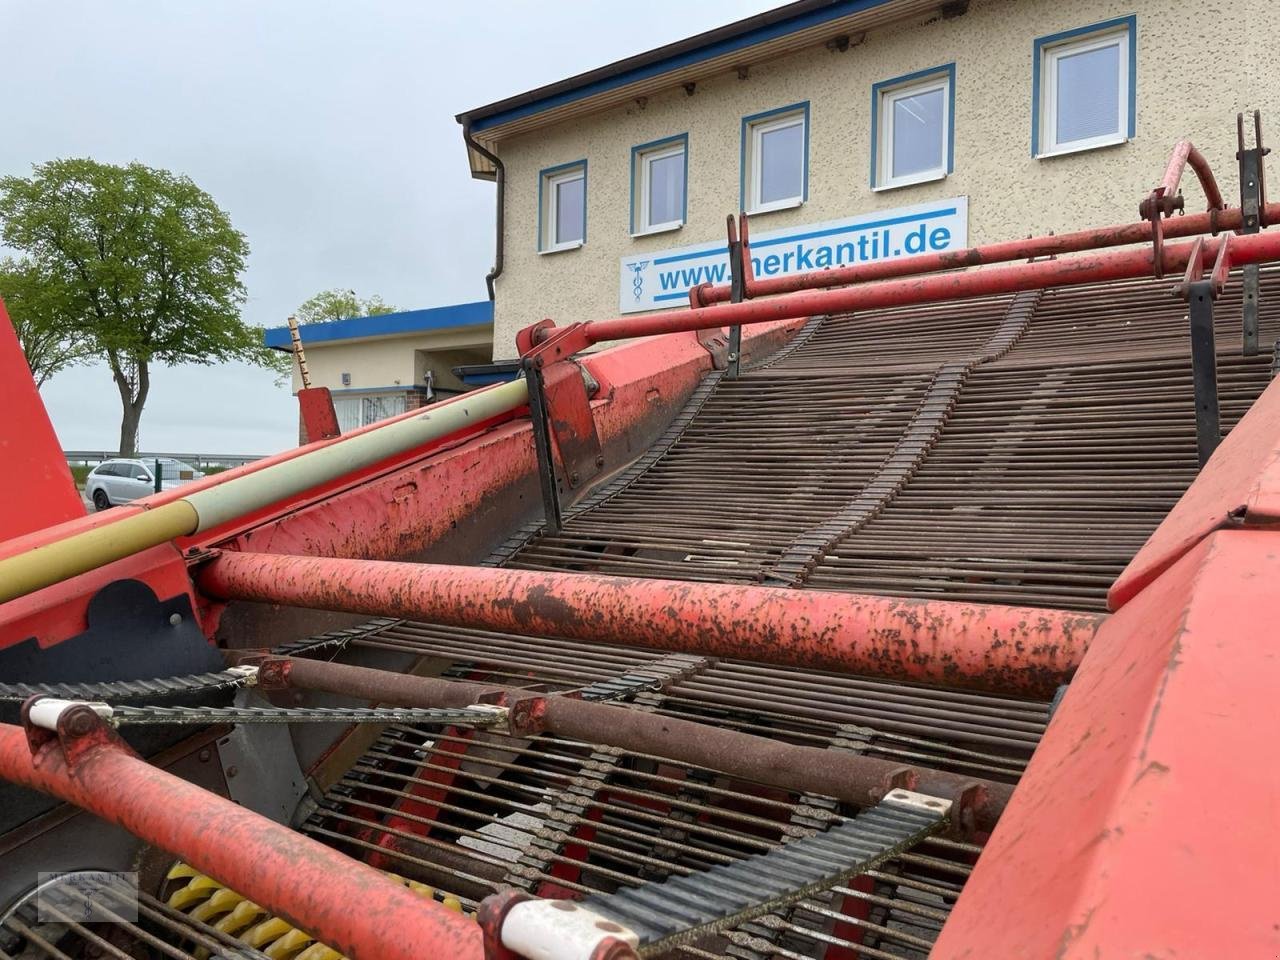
[874,73,951,191]
[745,110,806,215]
[1038,26,1130,158]
[632,141,686,237]
[540,164,586,254]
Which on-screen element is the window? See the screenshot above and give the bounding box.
[538,161,587,253]
[741,103,808,214]
[872,65,954,190]
[333,394,409,433]
[631,135,687,236]
[1034,17,1135,157]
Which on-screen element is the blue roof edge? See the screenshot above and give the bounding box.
[464,0,898,135]
[264,300,494,349]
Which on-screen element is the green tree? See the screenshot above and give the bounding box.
[0,158,275,456]
[0,257,94,387]
[295,288,397,324]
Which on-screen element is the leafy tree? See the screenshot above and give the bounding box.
[0,257,94,388]
[295,288,397,324]
[0,158,275,456]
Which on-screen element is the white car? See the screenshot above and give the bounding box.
[84,458,206,510]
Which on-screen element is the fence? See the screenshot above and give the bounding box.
[63,451,265,470]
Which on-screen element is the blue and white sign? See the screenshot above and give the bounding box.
[619,197,968,313]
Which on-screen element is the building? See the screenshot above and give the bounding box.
[457,0,1278,359]
[264,302,494,433]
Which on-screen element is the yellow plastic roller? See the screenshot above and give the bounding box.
[263,928,315,959]
[164,861,473,960]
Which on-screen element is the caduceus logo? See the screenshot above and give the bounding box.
[628,261,650,302]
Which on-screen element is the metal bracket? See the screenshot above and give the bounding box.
[523,359,564,536]
[724,213,753,378]
[521,335,605,536]
[1174,237,1230,467]
[1237,111,1270,356]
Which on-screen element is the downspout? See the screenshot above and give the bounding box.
[462,122,504,301]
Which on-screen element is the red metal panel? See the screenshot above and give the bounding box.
[298,386,341,442]
[933,528,1280,959]
[0,299,84,540]
[0,543,195,652]
[1109,375,1280,610]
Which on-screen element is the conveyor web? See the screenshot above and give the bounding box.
[502,267,1280,609]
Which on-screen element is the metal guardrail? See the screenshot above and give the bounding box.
[63,451,265,469]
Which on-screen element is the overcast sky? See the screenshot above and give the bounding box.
[1,0,776,454]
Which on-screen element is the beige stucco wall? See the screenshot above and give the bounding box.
[289,327,492,394]
[489,0,1279,358]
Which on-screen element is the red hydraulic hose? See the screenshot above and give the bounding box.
[692,202,1280,306]
[0,720,482,960]
[198,551,1101,697]
[563,228,1280,347]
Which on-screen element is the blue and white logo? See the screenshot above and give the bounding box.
[627,260,650,303]
[619,197,968,314]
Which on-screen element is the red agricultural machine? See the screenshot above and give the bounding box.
[0,117,1276,960]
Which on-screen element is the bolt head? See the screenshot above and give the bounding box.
[64,710,96,738]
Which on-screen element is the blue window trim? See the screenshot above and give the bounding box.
[739,101,810,213]
[629,133,689,235]
[869,62,956,189]
[537,159,588,252]
[1031,15,1137,157]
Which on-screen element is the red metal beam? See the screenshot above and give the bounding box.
[198,551,1100,697]
[0,711,482,960]
[526,226,1280,353]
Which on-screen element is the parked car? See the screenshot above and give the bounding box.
[84,458,206,510]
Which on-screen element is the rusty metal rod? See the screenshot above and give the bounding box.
[0,717,482,960]
[538,227,1280,348]
[252,656,1014,832]
[198,551,1100,697]
[1156,139,1226,212]
[690,197,1275,307]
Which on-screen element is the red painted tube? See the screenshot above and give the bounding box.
[562,228,1280,347]
[1158,140,1226,212]
[198,551,1101,697]
[0,720,482,960]
[685,203,1280,307]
